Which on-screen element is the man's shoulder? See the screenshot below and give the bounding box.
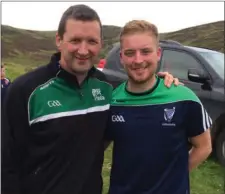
[112,81,126,94]
[92,68,125,89]
[111,82,127,105]
[160,81,200,104]
[91,68,114,88]
[91,68,107,81]
[7,64,54,97]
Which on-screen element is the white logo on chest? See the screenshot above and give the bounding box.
[92,88,105,101]
[47,100,62,107]
[112,115,125,122]
[162,107,176,126]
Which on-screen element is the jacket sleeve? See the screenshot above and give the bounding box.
[186,100,212,138]
[1,81,29,194]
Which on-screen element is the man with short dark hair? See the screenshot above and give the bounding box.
[2,5,179,194]
[1,63,11,104]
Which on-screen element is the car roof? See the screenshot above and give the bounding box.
[184,46,218,53]
[104,41,221,70]
[108,41,218,52]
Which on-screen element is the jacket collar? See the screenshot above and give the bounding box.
[48,52,96,88]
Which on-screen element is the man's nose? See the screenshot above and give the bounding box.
[77,41,89,55]
[133,51,144,64]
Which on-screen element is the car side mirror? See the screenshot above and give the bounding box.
[188,68,210,84]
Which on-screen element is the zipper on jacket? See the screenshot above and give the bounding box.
[78,89,84,99]
[34,166,42,175]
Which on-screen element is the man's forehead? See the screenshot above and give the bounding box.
[121,32,156,46]
[122,44,154,51]
[65,19,101,36]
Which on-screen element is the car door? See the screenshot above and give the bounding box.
[159,48,212,112]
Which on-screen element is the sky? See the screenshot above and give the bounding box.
[1,2,224,33]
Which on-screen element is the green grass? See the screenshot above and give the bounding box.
[103,144,224,194]
[190,159,224,194]
[4,62,27,81]
[3,53,52,81]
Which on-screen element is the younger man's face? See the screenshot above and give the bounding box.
[120,32,161,84]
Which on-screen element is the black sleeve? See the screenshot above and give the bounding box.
[104,109,115,141]
[1,82,29,194]
[186,101,212,138]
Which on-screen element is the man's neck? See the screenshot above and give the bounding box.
[74,73,88,85]
[59,61,87,85]
[126,75,157,94]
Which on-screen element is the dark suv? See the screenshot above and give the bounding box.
[103,40,225,166]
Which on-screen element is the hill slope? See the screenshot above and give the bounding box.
[1,21,224,79]
[162,21,224,53]
[1,25,122,68]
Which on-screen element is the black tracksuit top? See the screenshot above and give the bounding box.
[2,52,113,194]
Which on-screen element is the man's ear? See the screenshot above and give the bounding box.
[100,39,104,49]
[119,51,125,68]
[157,47,162,62]
[55,33,62,51]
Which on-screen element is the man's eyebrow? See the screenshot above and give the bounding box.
[69,35,99,39]
[141,47,153,51]
[68,36,81,40]
[124,49,135,52]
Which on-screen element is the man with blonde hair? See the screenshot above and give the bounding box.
[105,20,212,194]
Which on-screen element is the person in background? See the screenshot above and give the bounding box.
[105,20,212,194]
[2,4,180,194]
[1,63,11,104]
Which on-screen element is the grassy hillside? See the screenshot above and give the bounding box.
[1,20,224,80]
[161,20,224,53]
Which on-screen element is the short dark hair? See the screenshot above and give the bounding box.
[57,4,102,39]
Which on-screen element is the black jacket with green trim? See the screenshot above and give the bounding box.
[2,53,113,194]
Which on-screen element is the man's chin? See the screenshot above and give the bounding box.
[131,79,148,84]
[72,69,89,75]
[72,66,93,74]
[128,74,154,85]
[71,62,93,72]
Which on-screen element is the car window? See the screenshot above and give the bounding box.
[198,51,224,80]
[160,49,204,80]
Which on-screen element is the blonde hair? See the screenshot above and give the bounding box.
[120,20,159,43]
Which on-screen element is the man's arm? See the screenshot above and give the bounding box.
[2,81,29,194]
[189,129,212,171]
[103,112,114,151]
[186,101,212,171]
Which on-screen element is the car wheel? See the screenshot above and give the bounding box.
[215,129,225,167]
